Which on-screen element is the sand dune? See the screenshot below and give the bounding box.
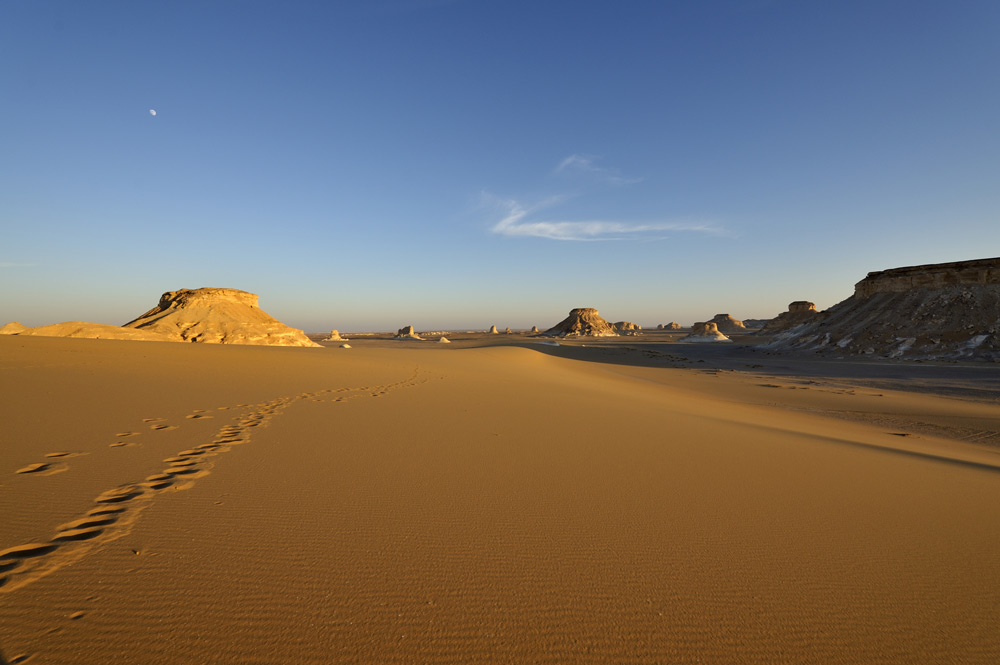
[2,335,999,663]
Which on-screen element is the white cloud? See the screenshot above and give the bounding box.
[489,197,723,242]
[149,109,157,116]
[553,154,642,185]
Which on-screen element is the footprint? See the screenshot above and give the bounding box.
[0,543,60,560]
[115,432,140,437]
[109,441,140,448]
[16,463,50,474]
[69,611,87,620]
[88,506,126,517]
[186,414,213,419]
[95,486,144,504]
[57,516,118,531]
[142,418,165,423]
[10,653,33,663]
[53,527,104,542]
[150,424,178,431]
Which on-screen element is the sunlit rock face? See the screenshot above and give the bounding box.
[123,288,320,347]
[708,314,746,334]
[543,308,619,337]
[679,321,732,343]
[394,325,422,340]
[0,321,178,342]
[765,257,1000,360]
[613,321,642,335]
[759,301,819,335]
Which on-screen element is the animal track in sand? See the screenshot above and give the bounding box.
[186,413,213,419]
[0,368,425,596]
[15,462,68,476]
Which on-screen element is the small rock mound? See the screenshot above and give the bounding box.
[759,301,819,335]
[543,308,619,337]
[679,322,732,343]
[394,325,423,340]
[124,288,319,347]
[488,325,499,334]
[504,327,513,334]
[340,343,352,349]
[530,326,540,334]
[324,329,346,341]
[657,322,682,331]
[438,336,451,343]
[0,322,31,335]
[708,314,746,333]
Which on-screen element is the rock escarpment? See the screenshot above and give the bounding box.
[544,308,618,337]
[766,257,1000,360]
[759,302,819,335]
[679,322,732,343]
[124,288,320,347]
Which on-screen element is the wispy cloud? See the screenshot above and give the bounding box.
[489,197,723,242]
[553,154,643,185]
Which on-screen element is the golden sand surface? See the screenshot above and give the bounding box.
[2,335,1000,664]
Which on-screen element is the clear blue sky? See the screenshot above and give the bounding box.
[3,0,998,331]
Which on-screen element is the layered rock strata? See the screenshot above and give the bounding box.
[543,308,619,337]
[124,288,320,347]
[766,257,1000,360]
[679,322,732,343]
[759,302,819,335]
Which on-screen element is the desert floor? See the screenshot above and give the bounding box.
[2,333,1000,664]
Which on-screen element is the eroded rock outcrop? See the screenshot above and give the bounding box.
[488,325,499,334]
[708,314,746,334]
[759,302,819,335]
[765,258,1000,360]
[679,322,732,343]
[123,288,320,347]
[394,325,423,340]
[324,329,345,341]
[543,308,619,337]
[657,322,682,331]
[613,321,642,335]
[530,326,540,334]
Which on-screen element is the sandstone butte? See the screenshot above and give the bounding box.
[765,257,1000,360]
[394,325,423,340]
[122,288,320,347]
[543,308,619,338]
[680,321,732,343]
[759,301,819,335]
[707,313,747,333]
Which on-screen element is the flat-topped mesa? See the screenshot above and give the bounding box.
[766,257,1000,360]
[759,301,819,335]
[123,288,320,347]
[679,321,732,343]
[543,308,619,338]
[855,257,1000,298]
[657,322,682,331]
[708,314,746,333]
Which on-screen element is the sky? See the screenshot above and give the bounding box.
[2,0,998,331]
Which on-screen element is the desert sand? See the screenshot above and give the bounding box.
[2,333,1000,664]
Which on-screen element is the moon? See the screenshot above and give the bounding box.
[149,109,157,116]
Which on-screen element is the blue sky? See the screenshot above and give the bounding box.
[2,1,998,331]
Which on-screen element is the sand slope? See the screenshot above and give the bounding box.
[2,336,1000,663]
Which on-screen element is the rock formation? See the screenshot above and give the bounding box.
[530,326,540,333]
[0,322,30,335]
[438,336,451,343]
[504,327,513,334]
[394,325,423,340]
[656,322,682,331]
[0,321,178,342]
[613,321,642,335]
[543,308,619,337]
[679,322,732,343]
[123,288,320,347]
[759,302,819,335]
[488,325,499,334]
[324,329,345,341]
[765,257,1000,360]
[707,314,746,334]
